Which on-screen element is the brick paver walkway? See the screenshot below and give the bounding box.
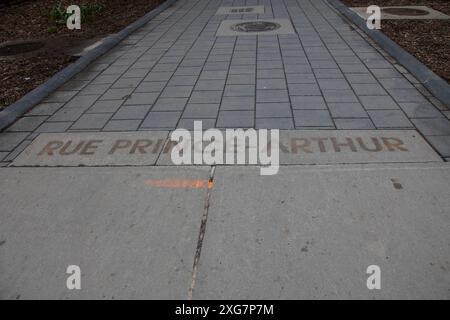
[1,0,450,163]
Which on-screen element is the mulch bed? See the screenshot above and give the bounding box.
[0,0,165,110]
[341,0,450,84]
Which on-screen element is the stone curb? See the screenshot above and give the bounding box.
[328,0,450,109]
[0,0,179,131]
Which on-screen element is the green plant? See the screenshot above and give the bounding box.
[49,2,70,25]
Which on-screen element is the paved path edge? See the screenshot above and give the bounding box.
[328,0,450,109]
[0,0,179,132]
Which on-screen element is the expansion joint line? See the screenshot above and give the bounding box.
[188,165,216,299]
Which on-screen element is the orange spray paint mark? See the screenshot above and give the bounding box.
[144,179,214,189]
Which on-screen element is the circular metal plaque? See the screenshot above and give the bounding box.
[381,8,429,16]
[0,40,45,56]
[230,21,281,32]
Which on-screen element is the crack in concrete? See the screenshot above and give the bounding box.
[188,165,215,299]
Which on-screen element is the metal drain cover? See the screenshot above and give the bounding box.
[381,7,429,16]
[216,19,295,36]
[350,6,450,20]
[230,21,281,32]
[0,40,45,57]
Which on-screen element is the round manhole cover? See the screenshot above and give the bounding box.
[230,21,281,32]
[0,40,45,57]
[381,7,429,16]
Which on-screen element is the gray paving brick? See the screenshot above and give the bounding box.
[257,79,287,90]
[328,103,368,118]
[334,118,375,129]
[359,95,399,110]
[111,78,141,89]
[124,92,159,105]
[175,67,202,76]
[152,98,188,111]
[169,75,199,86]
[443,111,450,119]
[256,118,294,129]
[257,90,289,103]
[113,105,152,120]
[379,78,414,89]
[345,73,377,84]
[285,73,316,84]
[177,118,216,130]
[0,152,8,161]
[287,83,321,96]
[399,102,444,118]
[6,116,48,132]
[221,96,255,111]
[293,110,334,127]
[371,68,403,78]
[195,80,226,91]
[216,111,254,128]
[71,113,112,130]
[411,118,450,135]
[182,104,219,118]
[338,63,369,73]
[101,88,134,101]
[63,95,100,109]
[161,86,193,98]
[227,74,256,85]
[141,111,181,128]
[87,100,123,113]
[60,80,89,91]
[92,74,121,84]
[425,136,450,157]
[388,88,428,102]
[318,79,351,90]
[103,120,141,131]
[367,110,413,128]
[291,96,327,110]
[256,103,292,118]
[0,132,29,152]
[48,107,85,122]
[102,65,128,75]
[257,69,285,79]
[80,84,111,95]
[351,83,388,96]
[152,63,179,72]
[44,90,78,103]
[144,72,173,82]
[26,103,63,116]
[199,71,228,80]
[258,60,283,69]
[224,85,255,97]
[310,60,338,69]
[313,69,344,79]
[3,139,32,162]
[135,81,166,93]
[204,61,230,71]
[35,122,73,133]
[323,90,358,103]
[121,68,148,78]
[189,91,222,104]
[181,59,206,67]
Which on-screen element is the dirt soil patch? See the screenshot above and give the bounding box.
[341,0,450,84]
[0,0,165,110]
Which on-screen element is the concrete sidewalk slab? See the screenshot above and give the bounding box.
[12,131,169,167]
[193,164,450,299]
[0,166,210,299]
[11,130,442,167]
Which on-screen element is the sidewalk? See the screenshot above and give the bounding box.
[0,0,449,299]
[0,0,449,162]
